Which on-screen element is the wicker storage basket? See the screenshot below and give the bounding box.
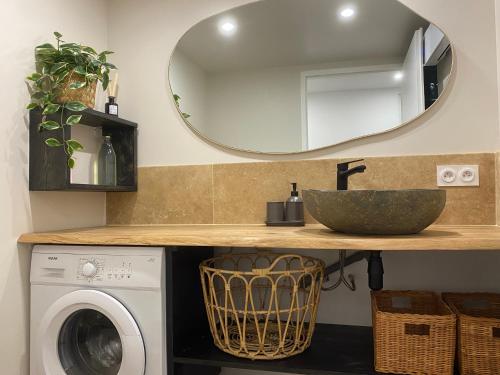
[372,290,456,375]
[443,293,500,375]
[200,252,324,360]
[55,72,97,108]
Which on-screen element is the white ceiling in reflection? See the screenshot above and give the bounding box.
[177,0,429,73]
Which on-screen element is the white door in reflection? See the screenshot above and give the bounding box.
[401,28,425,122]
[303,68,403,149]
[303,28,425,150]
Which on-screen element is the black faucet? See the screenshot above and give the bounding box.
[337,159,366,190]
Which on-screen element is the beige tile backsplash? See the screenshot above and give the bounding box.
[107,165,214,224]
[107,153,497,226]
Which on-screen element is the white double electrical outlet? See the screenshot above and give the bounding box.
[436,165,479,187]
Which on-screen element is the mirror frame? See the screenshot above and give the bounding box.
[168,1,456,155]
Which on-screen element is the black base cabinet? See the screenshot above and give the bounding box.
[165,247,459,375]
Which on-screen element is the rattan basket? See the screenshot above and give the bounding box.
[443,293,500,375]
[200,252,324,360]
[372,290,456,375]
[55,72,97,108]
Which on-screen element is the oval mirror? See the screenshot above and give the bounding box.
[169,0,453,153]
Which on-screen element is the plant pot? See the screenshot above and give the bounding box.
[55,72,97,108]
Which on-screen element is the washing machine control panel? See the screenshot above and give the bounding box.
[31,246,163,288]
[77,257,133,283]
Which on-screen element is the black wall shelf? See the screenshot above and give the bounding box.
[29,108,137,192]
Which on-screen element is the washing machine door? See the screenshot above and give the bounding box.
[38,289,145,375]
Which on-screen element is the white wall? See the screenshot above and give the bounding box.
[496,0,500,139]
[109,0,499,166]
[0,1,108,373]
[307,88,402,148]
[205,66,303,152]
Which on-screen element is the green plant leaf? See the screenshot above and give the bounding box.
[67,157,75,168]
[102,72,109,90]
[26,72,42,81]
[65,101,87,111]
[60,42,79,48]
[182,113,191,119]
[45,138,63,147]
[36,43,56,50]
[31,92,46,100]
[40,120,60,131]
[66,115,82,126]
[35,48,57,55]
[82,46,97,55]
[66,139,84,151]
[91,59,102,68]
[26,103,39,110]
[56,70,69,83]
[69,81,87,89]
[73,66,87,76]
[103,62,117,70]
[42,103,60,115]
[173,94,181,103]
[53,31,63,39]
[98,51,114,62]
[50,62,68,74]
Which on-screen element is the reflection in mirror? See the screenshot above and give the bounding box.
[169,0,452,153]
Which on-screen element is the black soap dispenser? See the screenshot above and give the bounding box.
[285,182,305,224]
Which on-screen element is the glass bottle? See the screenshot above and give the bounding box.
[98,135,117,186]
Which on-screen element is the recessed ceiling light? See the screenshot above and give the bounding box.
[339,7,356,19]
[394,72,404,81]
[218,20,237,36]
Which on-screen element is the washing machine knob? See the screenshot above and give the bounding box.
[82,262,98,278]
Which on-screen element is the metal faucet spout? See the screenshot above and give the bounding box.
[337,159,366,190]
[339,165,366,178]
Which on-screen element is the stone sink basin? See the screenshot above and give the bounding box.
[302,189,446,235]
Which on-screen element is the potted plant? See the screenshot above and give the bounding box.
[26,32,117,168]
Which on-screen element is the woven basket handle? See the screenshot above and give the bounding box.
[493,327,500,339]
[405,323,430,336]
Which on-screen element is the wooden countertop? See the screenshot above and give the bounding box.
[17,224,500,251]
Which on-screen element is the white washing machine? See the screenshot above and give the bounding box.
[30,245,166,375]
